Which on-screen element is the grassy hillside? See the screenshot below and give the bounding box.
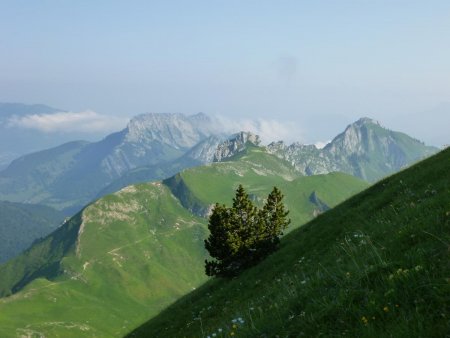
[0,201,64,263]
[0,148,367,337]
[176,146,367,227]
[0,183,208,337]
[128,147,449,338]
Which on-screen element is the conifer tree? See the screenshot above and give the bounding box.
[204,203,230,277]
[258,187,291,255]
[229,185,259,270]
[204,185,290,277]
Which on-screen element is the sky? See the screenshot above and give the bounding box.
[0,0,449,146]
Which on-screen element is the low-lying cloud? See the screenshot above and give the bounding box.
[213,115,301,144]
[314,141,330,149]
[7,110,129,134]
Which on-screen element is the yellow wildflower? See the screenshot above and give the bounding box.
[361,316,368,325]
[383,306,389,312]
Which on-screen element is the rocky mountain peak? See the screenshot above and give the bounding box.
[267,117,437,182]
[353,117,380,127]
[124,112,215,149]
[213,131,261,162]
[324,117,387,157]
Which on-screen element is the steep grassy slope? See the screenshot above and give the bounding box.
[0,183,208,337]
[175,146,368,226]
[0,201,64,263]
[129,147,449,338]
[0,148,367,337]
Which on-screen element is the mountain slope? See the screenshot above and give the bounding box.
[129,147,449,338]
[0,116,437,213]
[0,147,367,338]
[0,201,64,263]
[0,113,219,212]
[267,117,438,181]
[96,135,225,198]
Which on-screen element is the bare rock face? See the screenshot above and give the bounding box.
[213,132,261,162]
[183,135,225,164]
[125,112,214,149]
[101,113,218,177]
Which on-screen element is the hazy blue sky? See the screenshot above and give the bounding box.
[1,1,449,145]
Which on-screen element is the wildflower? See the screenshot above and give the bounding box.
[383,306,389,312]
[361,316,368,325]
[218,328,223,332]
[230,332,235,336]
[414,265,423,272]
[301,280,306,285]
[231,319,237,323]
[395,304,399,308]
[346,272,351,278]
[232,324,237,329]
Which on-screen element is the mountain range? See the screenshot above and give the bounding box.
[0,114,438,216]
[267,117,437,181]
[0,112,221,213]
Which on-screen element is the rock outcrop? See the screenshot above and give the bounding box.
[213,132,261,162]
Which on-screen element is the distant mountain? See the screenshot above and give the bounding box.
[267,117,438,181]
[0,102,61,119]
[0,103,64,169]
[0,112,221,213]
[0,115,438,213]
[0,144,368,337]
[0,201,64,263]
[96,135,226,197]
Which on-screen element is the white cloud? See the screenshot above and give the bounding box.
[7,110,129,134]
[212,115,301,144]
[314,140,330,149]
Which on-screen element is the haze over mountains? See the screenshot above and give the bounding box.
[0,112,220,213]
[0,105,438,216]
[0,103,62,169]
[0,103,132,170]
